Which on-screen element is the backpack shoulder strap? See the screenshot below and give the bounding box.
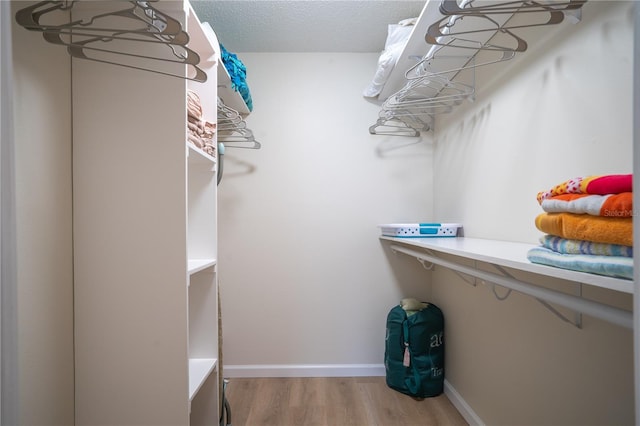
[402,317,422,395]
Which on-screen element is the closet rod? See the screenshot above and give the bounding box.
[389,244,633,329]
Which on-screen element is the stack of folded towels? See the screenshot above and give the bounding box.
[527,174,633,280]
[187,90,216,156]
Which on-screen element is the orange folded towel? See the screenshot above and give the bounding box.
[535,212,632,247]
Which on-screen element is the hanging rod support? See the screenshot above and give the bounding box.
[490,263,582,328]
[389,244,633,329]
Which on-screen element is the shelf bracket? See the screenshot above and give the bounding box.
[389,244,633,329]
[417,258,435,270]
[420,248,478,287]
[489,264,583,329]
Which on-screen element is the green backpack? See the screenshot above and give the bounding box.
[384,299,444,398]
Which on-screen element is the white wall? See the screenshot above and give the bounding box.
[10,3,75,424]
[427,2,635,424]
[219,53,435,375]
[434,0,634,243]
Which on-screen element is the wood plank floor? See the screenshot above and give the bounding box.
[224,377,468,426]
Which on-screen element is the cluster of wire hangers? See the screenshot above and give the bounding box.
[15,0,208,82]
[217,99,261,150]
[370,0,587,137]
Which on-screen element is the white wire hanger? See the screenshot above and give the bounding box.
[217,99,261,149]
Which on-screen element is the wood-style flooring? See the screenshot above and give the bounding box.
[224,376,468,426]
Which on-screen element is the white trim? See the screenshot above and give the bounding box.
[633,2,640,424]
[444,380,485,426]
[0,2,18,424]
[223,364,386,378]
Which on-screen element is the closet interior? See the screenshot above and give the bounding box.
[4,0,638,425]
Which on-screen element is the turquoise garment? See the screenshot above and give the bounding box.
[220,44,253,111]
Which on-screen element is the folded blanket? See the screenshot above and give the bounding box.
[541,192,633,217]
[535,212,632,246]
[187,90,203,119]
[537,174,632,204]
[527,246,633,280]
[539,235,632,257]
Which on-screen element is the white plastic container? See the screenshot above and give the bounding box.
[379,223,462,238]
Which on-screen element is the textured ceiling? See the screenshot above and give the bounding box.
[191,0,427,53]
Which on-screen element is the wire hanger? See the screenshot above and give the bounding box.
[217,99,261,149]
[369,110,431,137]
[369,118,422,137]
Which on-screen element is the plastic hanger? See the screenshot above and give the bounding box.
[43,31,200,65]
[64,36,207,82]
[15,1,207,82]
[439,0,587,16]
[405,40,516,81]
[17,1,191,48]
[426,13,530,52]
[38,25,190,47]
[16,1,183,37]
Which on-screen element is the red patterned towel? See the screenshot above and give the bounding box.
[537,174,632,204]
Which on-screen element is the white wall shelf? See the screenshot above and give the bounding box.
[188,358,218,401]
[187,144,216,169]
[188,259,217,276]
[381,236,633,329]
[377,0,442,102]
[381,236,633,294]
[200,22,251,115]
[217,62,251,115]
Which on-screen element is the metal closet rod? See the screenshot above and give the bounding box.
[389,244,633,329]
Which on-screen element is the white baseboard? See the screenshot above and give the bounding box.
[444,379,485,426]
[223,364,386,378]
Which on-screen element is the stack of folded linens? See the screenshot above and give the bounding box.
[527,174,633,280]
[187,90,216,156]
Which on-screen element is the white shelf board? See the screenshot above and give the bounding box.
[200,22,250,114]
[187,144,216,169]
[187,3,216,65]
[188,259,217,275]
[377,0,440,101]
[380,236,634,294]
[188,358,218,401]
